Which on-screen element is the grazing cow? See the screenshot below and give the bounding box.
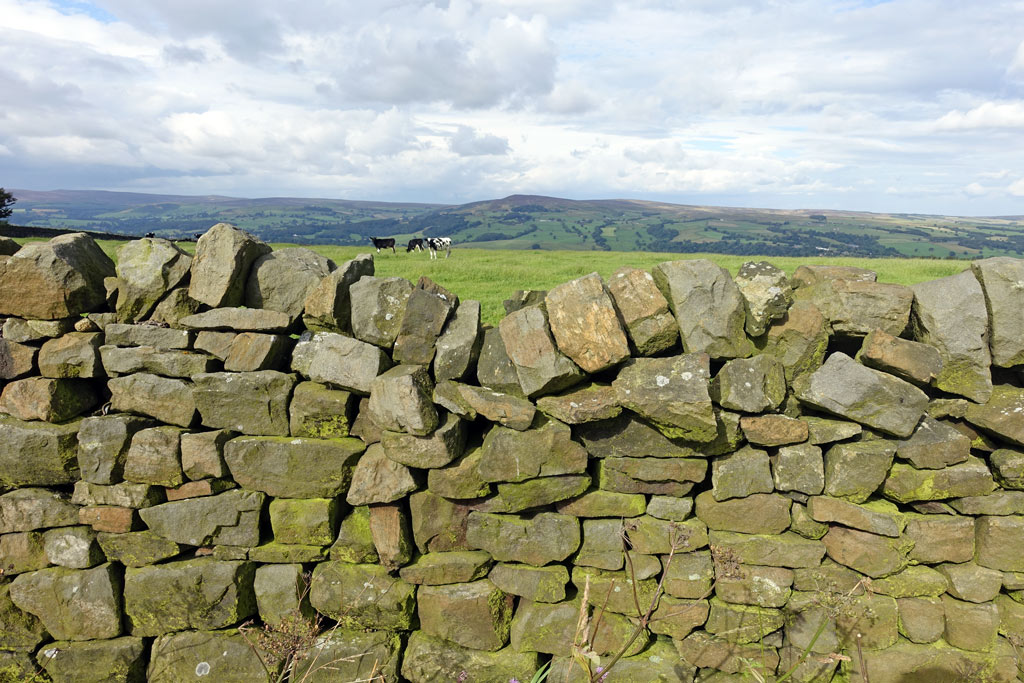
[407,238,424,253]
[144,232,155,238]
[425,237,452,259]
[369,236,396,254]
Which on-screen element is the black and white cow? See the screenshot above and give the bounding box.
[407,238,424,252]
[425,237,452,259]
[369,237,396,254]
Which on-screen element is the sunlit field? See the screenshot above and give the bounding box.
[19,237,970,327]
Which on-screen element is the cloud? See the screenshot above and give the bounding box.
[935,101,1024,130]
[449,125,510,156]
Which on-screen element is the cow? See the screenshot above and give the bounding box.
[369,237,396,254]
[407,238,424,253]
[425,237,452,259]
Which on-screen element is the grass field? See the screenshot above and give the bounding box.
[17,237,969,327]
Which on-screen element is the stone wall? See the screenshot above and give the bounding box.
[0,225,1023,682]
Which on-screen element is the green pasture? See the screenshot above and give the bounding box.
[16,237,970,327]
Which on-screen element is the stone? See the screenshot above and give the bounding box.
[78,506,139,533]
[996,593,1024,638]
[301,252,374,333]
[1,377,97,422]
[148,286,201,325]
[626,516,708,555]
[38,332,103,378]
[792,264,877,287]
[598,455,706,497]
[964,384,1024,448]
[43,525,103,568]
[122,425,185,487]
[433,299,483,382]
[409,490,473,554]
[292,332,392,396]
[269,497,338,546]
[653,258,753,358]
[643,495,692,521]
[329,506,378,563]
[789,501,829,540]
[349,275,413,348]
[705,597,785,644]
[367,364,438,435]
[287,381,356,439]
[772,443,825,495]
[606,266,679,355]
[613,353,717,441]
[224,435,364,498]
[950,490,1024,515]
[572,565,659,615]
[695,491,792,534]
[346,443,418,505]
[178,303,293,331]
[99,344,217,377]
[180,429,233,480]
[499,304,585,398]
[711,446,773,501]
[72,481,162,508]
[938,562,1003,603]
[114,238,192,322]
[164,478,235,501]
[795,352,928,437]
[710,354,786,413]
[823,526,913,577]
[675,630,780,676]
[0,582,48,651]
[808,496,905,537]
[474,326,524,395]
[0,488,79,533]
[9,563,122,640]
[245,246,335,320]
[576,412,701,459]
[148,628,277,682]
[478,416,587,483]
[309,561,416,629]
[545,273,631,373]
[96,530,182,567]
[108,373,196,427]
[193,370,295,436]
[484,474,592,513]
[467,511,579,566]
[503,289,547,314]
[510,599,648,658]
[380,413,466,469]
[942,595,1000,652]
[804,416,862,444]
[844,637,1020,683]
[857,328,943,387]
[708,530,826,568]
[418,579,513,651]
[897,596,945,643]
[37,636,147,683]
[445,382,536,430]
[760,300,830,382]
[426,448,491,499]
[556,489,647,518]
[393,277,458,365]
[399,550,493,585]
[489,563,568,603]
[536,382,621,424]
[713,564,794,609]
[402,631,541,683]
[0,530,49,575]
[798,278,914,337]
[222,332,291,372]
[194,330,236,359]
[976,515,1024,571]
[882,456,996,503]
[971,256,1024,367]
[576,517,628,570]
[124,558,255,636]
[911,269,993,402]
[741,415,808,446]
[0,233,115,319]
[253,562,315,625]
[991,448,1024,489]
[103,323,193,349]
[824,438,897,503]
[139,488,264,547]
[896,416,971,469]
[735,260,793,337]
[187,223,271,307]
[3,316,76,342]
[0,338,37,379]
[661,550,714,599]
[903,513,975,564]
[294,629,403,683]
[0,414,81,487]
[0,236,19,255]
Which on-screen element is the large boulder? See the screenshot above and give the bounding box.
[302,252,374,333]
[291,331,392,395]
[612,353,717,441]
[245,247,335,320]
[545,273,630,373]
[652,258,753,358]
[971,256,1024,367]
[499,304,584,398]
[606,266,679,355]
[0,233,115,319]
[794,352,928,437]
[188,223,271,307]
[911,269,992,403]
[114,238,192,322]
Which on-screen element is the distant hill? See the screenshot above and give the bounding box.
[9,189,1024,259]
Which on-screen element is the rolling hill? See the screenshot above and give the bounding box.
[8,189,1024,259]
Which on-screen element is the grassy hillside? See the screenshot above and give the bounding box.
[11,189,1024,259]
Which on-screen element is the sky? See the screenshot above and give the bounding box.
[2,0,1024,215]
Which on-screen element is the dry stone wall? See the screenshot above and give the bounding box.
[1,224,1023,682]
